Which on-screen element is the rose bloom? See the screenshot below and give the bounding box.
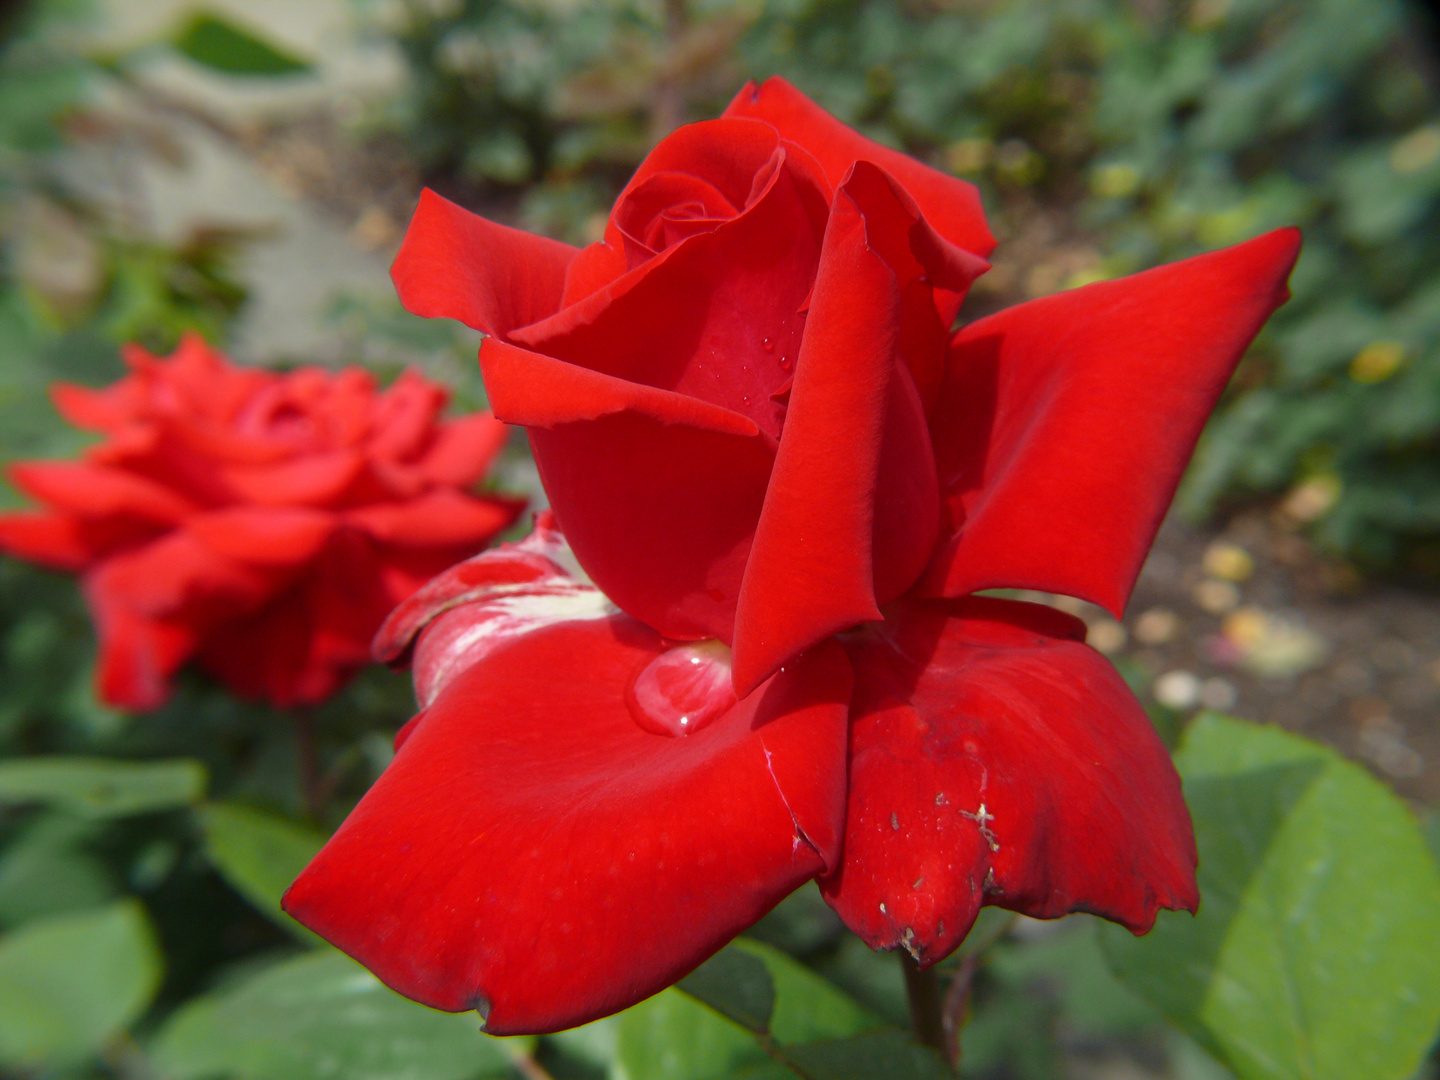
[0,334,523,709]
[285,78,1299,1033]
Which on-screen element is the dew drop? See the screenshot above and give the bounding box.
[778,354,793,371]
[628,640,737,737]
[761,337,774,352]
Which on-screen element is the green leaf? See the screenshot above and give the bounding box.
[171,12,312,76]
[150,949,520,1080]
[199,801,325,942]
[678,945,775,1033]
[0,899,162,1069]
[676,939,884,1047]
[0,813,117,928]
[784,1030,952,1080]
[0,756,205,818]
[732,939,882,1045]
[1102,713,1440,1080]
[634,939,895,1080]
[617,989,767,1080]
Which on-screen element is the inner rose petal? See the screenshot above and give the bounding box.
[616,171,738,265]
[628,639,738,737]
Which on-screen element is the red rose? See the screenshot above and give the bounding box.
[0,334,523,709]
[284,79,1300,1033]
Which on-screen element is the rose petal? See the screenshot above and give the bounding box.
[481,337,777,643]
[731,163,947,694]
[83,576,196,711]
[343,489,522,549]
[195,587,316,706]
[614,170,738,263]
[366,370,448,462]
[479,338,764,437]
[0,512,158,571]
[284,622,851,1034]
[186,506,337,566]
[89,531,278,620]
[8,462,199,525]
[392,188,579,339]
[220,450,365,507]
[372,512,568,659]
[611,118,788,222]
[724,77,995,258]
[924,228,1301,616]
[822,596,1198,964]
[413,412,511,488]
[371,513,600,706]
[511,144,827,439]
[51,380,145,433]
[559,242,629,308]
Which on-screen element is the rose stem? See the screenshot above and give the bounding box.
[899,951,950,1065]
[941,954,979,1071]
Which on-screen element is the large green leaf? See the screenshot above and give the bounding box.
[0,756,205,818]
[0,899,162,1069]
[1102,713,1440,1080]
[616,988,766,1080]
[150,949,521,1080]
[0,813,117,928]
[199,801,325,942]
[170,12,312,76]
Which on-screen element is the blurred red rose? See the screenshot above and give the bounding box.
[285,78,1300,1034]
[0,333,523,709]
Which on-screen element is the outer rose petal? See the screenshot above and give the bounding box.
[284,621,852,1034]
[198,530,397,706]
[8,462,198,525]
[372,511,572,669]
[724,77,995,258]
[366,370,448,463]
[370,513,612,708]
[0,512,159,571]
[87,531,278,621]
[392,188,579,340]
[924,228,1301,616]
[822,597,1197,964]
[413,411,511,488]
[342,489,522,549]
[185,506,337,567]
[83,572,197,710]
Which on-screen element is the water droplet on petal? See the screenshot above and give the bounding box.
[778,354,793,371]
[628,640,736,737]
[761,337,774,352]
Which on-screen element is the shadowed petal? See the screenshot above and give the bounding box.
[284,622,851,1034]
[924,228,1300,616]
[822,597,1197,965]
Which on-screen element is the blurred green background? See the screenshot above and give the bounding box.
[1,0,1438,1077]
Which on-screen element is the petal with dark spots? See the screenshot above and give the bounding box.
[822,596,1197,965]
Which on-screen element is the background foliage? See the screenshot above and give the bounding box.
[384,0,1440,577]
[1,0,1438,1078]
